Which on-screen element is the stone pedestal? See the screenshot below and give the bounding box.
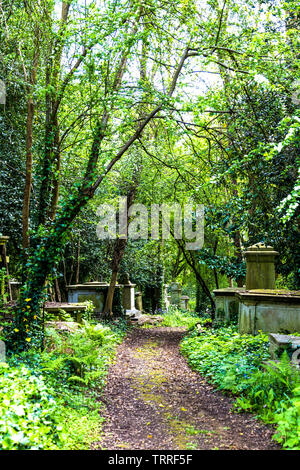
[244,243,278,290]
[163,284,170,310]
[212,243,300,335]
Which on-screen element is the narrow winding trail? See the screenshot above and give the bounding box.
[94,327,279,450]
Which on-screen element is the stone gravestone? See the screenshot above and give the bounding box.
[0,340,6,362]
[135,291,143,312]
[170,282,182,306]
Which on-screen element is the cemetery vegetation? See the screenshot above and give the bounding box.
[0,319,128,450]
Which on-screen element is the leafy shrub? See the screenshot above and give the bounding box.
[181,324,300,449]
[0,363,62,449]
[42,320,123,387]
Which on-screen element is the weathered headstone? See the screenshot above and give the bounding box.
[243,242,278,290]
[0,340,6,362]
[9,280,22,300]
[163,284,169,310]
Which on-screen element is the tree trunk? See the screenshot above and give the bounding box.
[175,238,216,315]
[54,278,62,303]
[49,117,60,220]
[103,186,137,316]
[0,244,12,301]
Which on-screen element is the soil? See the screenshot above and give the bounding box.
[93,326,280,450]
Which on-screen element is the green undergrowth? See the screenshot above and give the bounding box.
[160,308,205,329]
[180,322,300,450]
[2,318,128,450]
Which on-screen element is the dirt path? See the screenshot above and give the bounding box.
[93,327,280,450]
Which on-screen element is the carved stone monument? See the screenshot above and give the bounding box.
[121,273,136,312]
[243,242,278,290]
[0,340,6,362]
